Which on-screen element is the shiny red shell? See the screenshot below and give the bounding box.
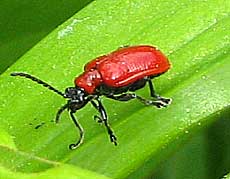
[75,45,170,94]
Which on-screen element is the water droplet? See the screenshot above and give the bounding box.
[213,18,217,24]
[211,80,216,84]
[52,64,56,69]
[202,75,207,79]
[167,77,172,80]
[161,144,166,149]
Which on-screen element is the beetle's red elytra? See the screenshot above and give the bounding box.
[11,45,171,150]
[76,45,170,94]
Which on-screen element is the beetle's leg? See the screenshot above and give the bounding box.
[91,99,117,146]
[107,93,168,108]
[90,101,103,123]
[106,93,136,101]
[94,115,104,123]
[147,78,171,104]
[55,103,69,123]
[135,95,168,108]
[68,111,84,150]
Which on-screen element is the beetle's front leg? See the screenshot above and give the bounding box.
[91,99,117,146]
[68,111,84,150]
[55,103,69,123]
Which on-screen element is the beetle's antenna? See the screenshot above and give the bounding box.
[11,72,65,97]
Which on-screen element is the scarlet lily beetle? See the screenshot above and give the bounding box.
[11,45,171,149]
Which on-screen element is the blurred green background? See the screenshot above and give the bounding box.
[0,0,229,179]
[0,0,92,73]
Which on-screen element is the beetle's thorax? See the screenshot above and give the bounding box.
[74,69,102,94]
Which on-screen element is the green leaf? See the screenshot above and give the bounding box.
[0,128,16,149]
[223,173,230,179]
[0,164,111,179]
[150,109,230,179]
[0,0,92,73]
[0,0,229,178]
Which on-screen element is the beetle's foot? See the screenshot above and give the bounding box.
[154,94,172,105]
[69,143,81,150]
[142,99,168,108]
[153,101,168,108]
[158,97,172,105]
[110,133,118,146]
[94,115,103,123]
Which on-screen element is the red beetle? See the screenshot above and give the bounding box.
[11,45,171,149]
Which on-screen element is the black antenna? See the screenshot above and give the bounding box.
[11,72,65,97]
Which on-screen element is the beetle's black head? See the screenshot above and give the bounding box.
[64,87,89,111]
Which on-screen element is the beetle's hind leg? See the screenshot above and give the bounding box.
[147,78,171,105]
[107,93,167,108]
